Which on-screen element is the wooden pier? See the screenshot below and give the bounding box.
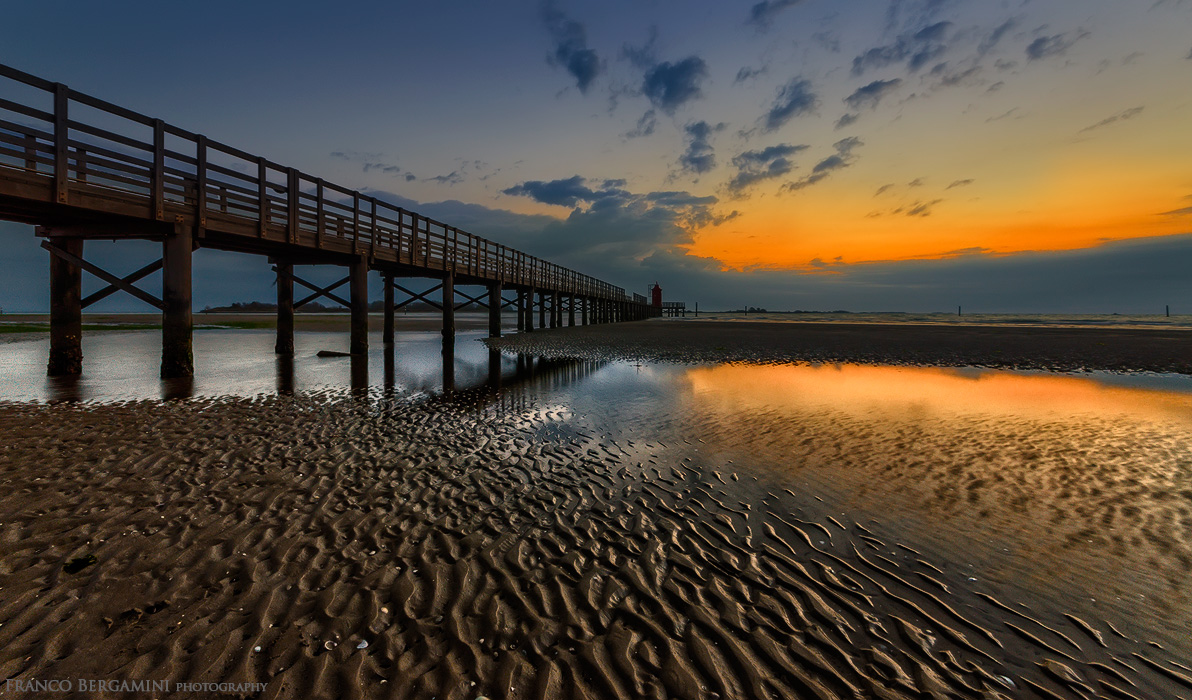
[0,64,660,381]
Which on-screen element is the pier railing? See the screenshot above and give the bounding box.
[0,63,626,300]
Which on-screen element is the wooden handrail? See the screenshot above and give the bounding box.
[0,63,633,300]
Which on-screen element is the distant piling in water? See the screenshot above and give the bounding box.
[1166,305,1170,317]
[958,306,962,317]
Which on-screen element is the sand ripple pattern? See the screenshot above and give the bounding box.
[1,390,1190,699]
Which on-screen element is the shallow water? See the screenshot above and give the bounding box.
[2,331,1191,697]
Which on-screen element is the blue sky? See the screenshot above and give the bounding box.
[2,0,1191,312]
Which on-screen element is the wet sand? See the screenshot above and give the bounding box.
[2,372,1191,699]
[485,319,1192,374]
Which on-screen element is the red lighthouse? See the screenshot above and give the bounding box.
[649,282,663,308]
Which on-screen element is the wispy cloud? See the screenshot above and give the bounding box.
[727,143,807,193]
[747,0,809,29]
[540,1,602,93]
[906,199,943,217]
[764,78,818,131]
[734,65,767,85]
[843,79,903,110]
[331,151,405,177]
[851,21,952,76]
[678,121,725,175]
[946,179,974,190]
[624,109,657,139]
[1077,106,1144,134]
[1026,30,1089,61]
[784,137,862,191]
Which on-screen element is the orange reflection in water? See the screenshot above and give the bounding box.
[684,363,1192,424]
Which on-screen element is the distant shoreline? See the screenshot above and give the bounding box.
[485,319,1192,375]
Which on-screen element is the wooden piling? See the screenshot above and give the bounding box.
[568,295,576,326]
[47,237,83,376]
[551,291,560,328]
[383,273,395,345]
[161,225,193,378]
[526,287,535,332]
[349,256,368,355]
[275,261,294,355]
[538,290,547,330]
[488,281,502,337]
[442,271,455,390]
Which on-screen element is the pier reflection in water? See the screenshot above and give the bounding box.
[0,329,604,402]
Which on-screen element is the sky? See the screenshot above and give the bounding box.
[1,0,1191,312]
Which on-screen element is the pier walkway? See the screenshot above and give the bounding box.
[0,64,659,380]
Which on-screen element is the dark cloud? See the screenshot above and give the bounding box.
[540,1,602,93]
[764,78,817,131]
[747,0,808,29]
[625,109,657,139]
[1026,31,1088,61]
[851,21,952,76]
[784,137,862,191]
[501,175,620,208]
[946,179,974,190]
[678,121,725,175]
[843,79,903,110]
[834,113,859,130]
[1077,106,1144,134]
[642,56,709,114]
[734,66,767,85]
[727,143,808,193]
[1160,206,1192,217]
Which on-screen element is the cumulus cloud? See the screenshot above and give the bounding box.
[784,137,862,191]
[851,21,952,76]
[727,143,808,193]
[843,79,903,110]
[1026,31,1088,61]
[540,1,602,93]
[678,121,725,175]
[642,56,709,114]
[747,0,809,29]
[764,78,817,131]
[1077,106,1144,134]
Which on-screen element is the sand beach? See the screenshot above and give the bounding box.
[0,320,1190,699]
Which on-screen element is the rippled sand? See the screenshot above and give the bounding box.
[2,368,1190,699]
